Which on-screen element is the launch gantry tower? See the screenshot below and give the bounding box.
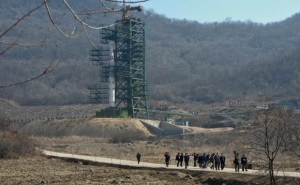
[89,0,148,118]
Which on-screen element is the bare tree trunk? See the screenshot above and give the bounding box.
[269,160,276,185]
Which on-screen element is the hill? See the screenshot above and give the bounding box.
[1,0,300,105]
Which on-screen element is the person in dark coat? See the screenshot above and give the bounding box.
[202,153,207,168]
[184,153,190,169]
[206,153,210,168]
[193,152,198,167]
[241,154,248,172]
[175,153,180,167]
[136,152,141,164]
[179,153,184,167]
[210,153,215,169]
[220,153,226,170]
[234,151,240,172]
[164,152,170,167]
[215,153,220,170]
[197,154,203,168]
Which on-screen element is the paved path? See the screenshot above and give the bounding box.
[42,150,300,178]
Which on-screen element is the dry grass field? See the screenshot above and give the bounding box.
[1,155,299,185]
[1,99,299,184]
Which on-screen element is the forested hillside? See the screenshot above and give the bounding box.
[1,0,300,105]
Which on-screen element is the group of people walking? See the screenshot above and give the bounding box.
[173,152,226,170]
[174,152,190,169]
[233,151,248,172]
[136,151,249,172]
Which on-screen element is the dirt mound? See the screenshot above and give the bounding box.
[22,118,153,138]
[88,118,153,136]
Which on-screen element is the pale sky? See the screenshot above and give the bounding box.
[142,0,300,24]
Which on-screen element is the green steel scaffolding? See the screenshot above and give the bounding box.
[89,17,148,118]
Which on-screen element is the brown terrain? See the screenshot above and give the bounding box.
[0,98,299,184]
[1,156,299,185]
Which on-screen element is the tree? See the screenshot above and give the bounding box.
[246,107,297,185]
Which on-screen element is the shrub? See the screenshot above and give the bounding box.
[118,111,129,118]
[0,115,36,159]
[0,114,12,131]
[110,129,146,144]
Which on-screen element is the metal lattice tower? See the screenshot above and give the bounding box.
[89,29,114,105]
[114,18,148,118]
[89,17,148,118]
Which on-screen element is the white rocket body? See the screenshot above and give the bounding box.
[108,49,115,107]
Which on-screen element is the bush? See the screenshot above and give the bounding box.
[118,111,129,118]
[0,115,36,159]
[0,130,36,159]
[0,114,12,131]
[110,129,146,144]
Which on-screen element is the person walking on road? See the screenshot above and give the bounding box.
[202,153,207,168]
[193,153,198,167]
[136,152,141,164]
[234,151,240,172]
[179,153,184,167]
[206,153,210,168]
[220,153,226,170]
[241,154,248,172]
[215,153,220,170]
[164,152,171,167]
[210,153,215,169]
[184,153,190,169]
[197,154,203,168]
[175,153,180,167]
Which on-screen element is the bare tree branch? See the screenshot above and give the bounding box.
[245,108,297,185]
[0,44,14,57]
[100,0,113,11]
[0,0,147,89]
[82,25,97,49]
[0,2,44,38]
[0,45,60,89]
[0,28,47,57]
[44,0,78,38]
[1,30,26,57]
[63,0,115,30]
[0,38,47,46]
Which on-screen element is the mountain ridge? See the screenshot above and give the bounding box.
[0,0,299,105]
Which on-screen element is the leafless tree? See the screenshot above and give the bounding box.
[245,107,297,185]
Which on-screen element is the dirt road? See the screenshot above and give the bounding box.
[42,149,300,178]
